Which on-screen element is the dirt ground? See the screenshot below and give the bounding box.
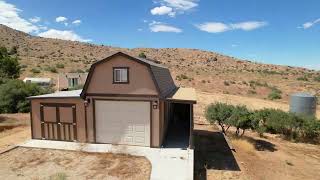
[0,147,151,180]
[1,91,320,180]
[0,113,31,151]
[194,91,320,180]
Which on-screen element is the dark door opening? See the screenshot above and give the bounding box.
[163,103,191,149]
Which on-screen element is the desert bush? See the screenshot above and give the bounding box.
[56,63,65,68]
[301,117,320,142]
[313,75,320,82]
[0,47,20,79]
[44,66,57,73]
[138,52,146,58]
[226,105,253,136]
[268,87,282,100]
[0,79,52,113]
[205,102,234,133]
[205,103,320,143]
[176,74,188,81]
[31,68,41,74]
[297,76,309,81]
[223,81,230,86]
[49,172,67,180]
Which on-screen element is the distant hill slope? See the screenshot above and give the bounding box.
[0,24,319,102]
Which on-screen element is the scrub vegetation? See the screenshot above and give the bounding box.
[0,46,52,113]
[205,102,320,143]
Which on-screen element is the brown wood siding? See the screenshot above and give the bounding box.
[86,55,158,96]
[31,98,86,142]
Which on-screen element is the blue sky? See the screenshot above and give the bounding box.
[0,0,319,69]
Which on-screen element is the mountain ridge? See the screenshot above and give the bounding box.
[0,24,319,102]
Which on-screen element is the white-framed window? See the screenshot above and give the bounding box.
[68,78,79,87]
[113,67,128,83]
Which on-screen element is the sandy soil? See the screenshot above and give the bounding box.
[194,91,320,180]
[0,126,30,151]
[0,147,151,180]
[0,113,31,151]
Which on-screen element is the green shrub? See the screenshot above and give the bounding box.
[268,87,282,100]
[205,103,320,143]
[0,79,52,113]
[297,76,309,81]
[226,105,253,136]
[138,52,146,58]
[0,47,20,79]
[180,74,188,79]
[31,68,41,74]
[313,76,320,82]
[205,102,234,133]
[301,117,320,141]
[56,63,65,68]
[176,74,188,81]
[44,66,57,73]
[49,172,67,180]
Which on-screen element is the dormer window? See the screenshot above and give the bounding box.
[113,67,129,83]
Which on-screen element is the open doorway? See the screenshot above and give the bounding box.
[163,102,191,149]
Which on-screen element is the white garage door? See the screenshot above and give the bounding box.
[95,100,150,146]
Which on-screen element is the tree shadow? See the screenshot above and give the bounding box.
[194,129,240,180]
[245,137,277,152]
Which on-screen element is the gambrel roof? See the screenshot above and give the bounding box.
[80,52,177,99]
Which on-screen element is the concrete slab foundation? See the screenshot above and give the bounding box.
[20,140,194,180]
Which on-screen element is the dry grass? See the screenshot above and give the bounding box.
[230,138,255,155]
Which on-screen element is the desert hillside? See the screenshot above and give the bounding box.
[0,24,319,103]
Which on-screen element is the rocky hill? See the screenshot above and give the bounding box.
[0,24,319,102]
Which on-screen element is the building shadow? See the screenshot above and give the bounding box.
[194,129,240,180]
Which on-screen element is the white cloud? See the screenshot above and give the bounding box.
[55,16,67,22]
[151,0,198,17]
[162,0,198,11]
[39,25,47,30]
[149,21,182,33]
[231,44,238,47]
[151,6,175,17]
[72,19,81,25]
[231,21,267,31]
[300,18,320,29]
[64,22,68,26]
[29,16,41,23]
[137,28,143,32]
[0,1,39,33]
[196,21,267,33]
[196,22,230,33]
[38,29,91,42]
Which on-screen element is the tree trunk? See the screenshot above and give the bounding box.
[241,129,245,136]
[219,122,226,134]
